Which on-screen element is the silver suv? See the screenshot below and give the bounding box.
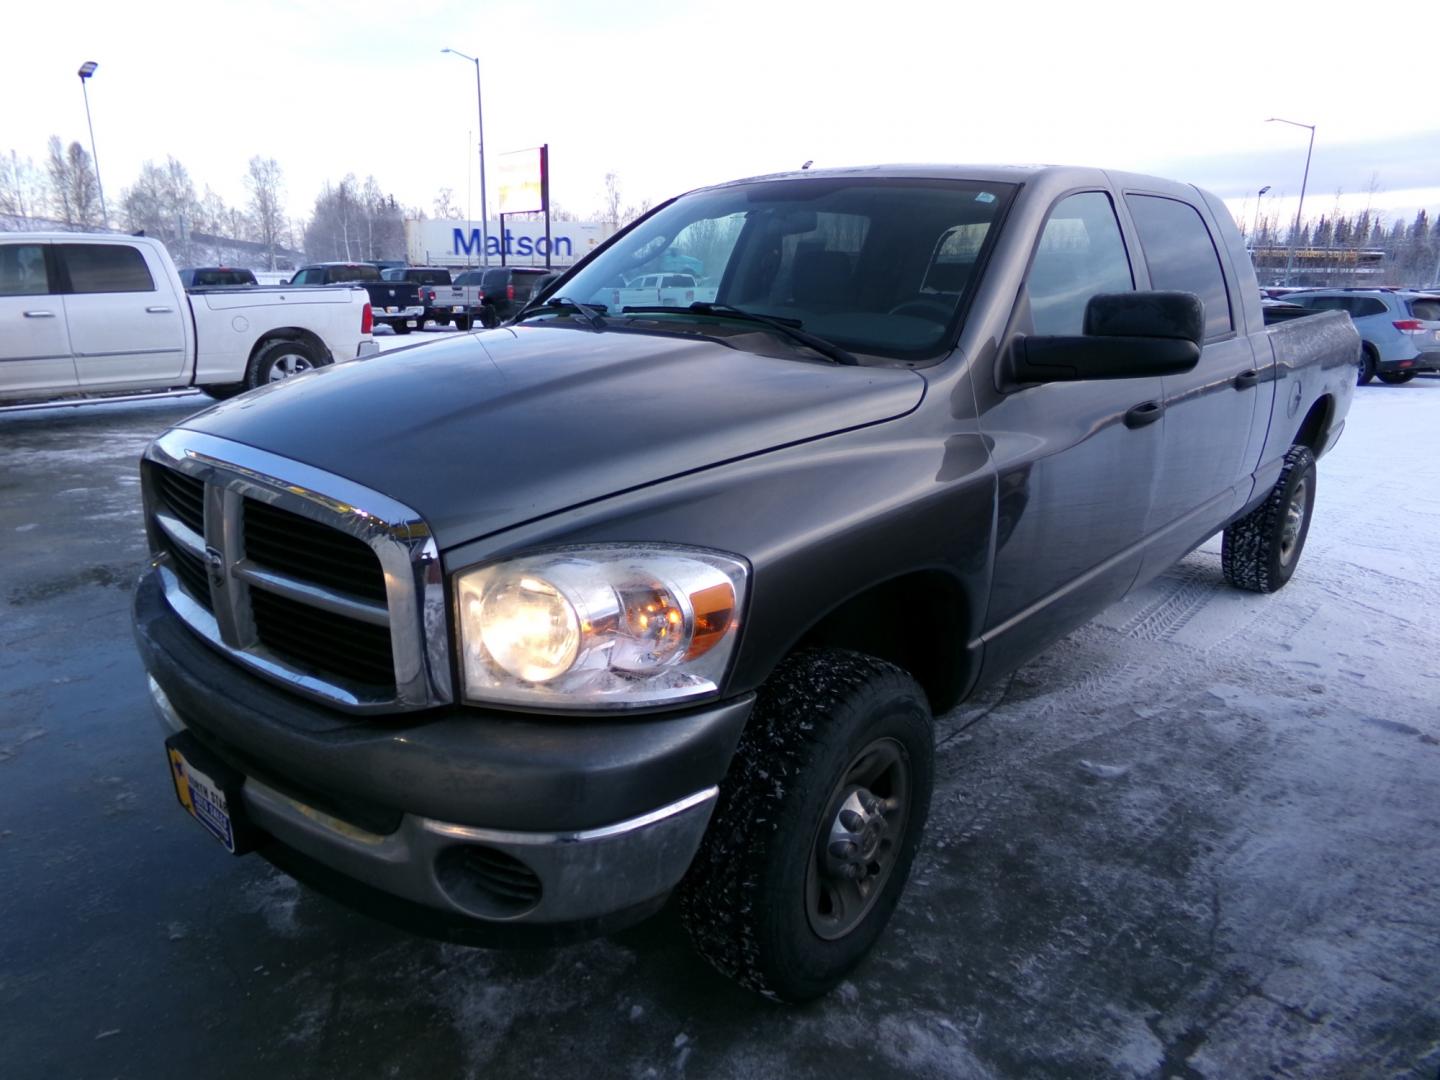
[1286,288,1440,385]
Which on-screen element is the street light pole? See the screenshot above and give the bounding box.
[76,61,108,229]
[442,48,488,267]
[1251,185,1271,253]
[1250,185,1272,278]
[1268,118,1315,286]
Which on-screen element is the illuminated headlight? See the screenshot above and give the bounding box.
[455,546,748,709]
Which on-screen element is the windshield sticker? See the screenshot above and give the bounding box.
[975,192,997,204]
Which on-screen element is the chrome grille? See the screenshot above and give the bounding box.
[141,430,452,713]
[243,500,388,603]
[251,588,396,688]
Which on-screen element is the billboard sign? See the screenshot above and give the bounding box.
[496,148,544,215]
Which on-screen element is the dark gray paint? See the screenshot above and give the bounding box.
[137,164,1360,933]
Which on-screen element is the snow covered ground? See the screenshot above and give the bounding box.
[1,369,1437,1079]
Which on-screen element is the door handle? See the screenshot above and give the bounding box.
[23,310,55,318]
[1124,401,1164,429]
[1233,369,1260,389]
[146,306,174,314]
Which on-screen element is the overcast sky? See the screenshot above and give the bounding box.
[7,0,1438,232]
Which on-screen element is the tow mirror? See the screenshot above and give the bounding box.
[1009,291,1203,383]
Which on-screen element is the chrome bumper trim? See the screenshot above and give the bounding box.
[146,679,716,925]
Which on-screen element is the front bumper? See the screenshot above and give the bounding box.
[133,572,751,932]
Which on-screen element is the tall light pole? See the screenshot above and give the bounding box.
[76,60,108,229]
[1267,118,1315,286]
[1251,185,1271,248]
[441,48,488,267]
[1250,185,1271,278]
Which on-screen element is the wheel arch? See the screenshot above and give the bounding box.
[248,328,332,367]
[789,569,975,714]
[1292,393,1334,455]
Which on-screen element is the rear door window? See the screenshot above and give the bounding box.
[0,244,51,296]
[59,244,155,294]
[1026,192,1134,336]
[1124,195,1233,338]
[1408,298,1440,321]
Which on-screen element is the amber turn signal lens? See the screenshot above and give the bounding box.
[686,582,736,660]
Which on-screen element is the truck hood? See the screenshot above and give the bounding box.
[178,325,927,548]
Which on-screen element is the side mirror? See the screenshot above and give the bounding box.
[1009,291,1203,383]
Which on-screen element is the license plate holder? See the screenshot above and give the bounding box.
[165,732,256,854]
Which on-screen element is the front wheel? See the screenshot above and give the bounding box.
[679,649,933,1002]
[1221,444,1316,593]
[245,339,326,390]
[1377,370,1414,385]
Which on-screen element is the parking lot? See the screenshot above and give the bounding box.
[1,362,1437,1080]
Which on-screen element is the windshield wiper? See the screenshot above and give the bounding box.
[620,302,859,366]
[513,297,608,331]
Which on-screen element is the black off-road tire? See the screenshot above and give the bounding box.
[1357,346,1377,385]
[453,314,473,331]
[1377,370,1414,385]
[1221,444,1316,593]
[392,320,412,335]
[678,649,934,1002]
[244,339,327,391]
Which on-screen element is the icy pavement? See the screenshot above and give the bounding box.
[0,375,1437,1080]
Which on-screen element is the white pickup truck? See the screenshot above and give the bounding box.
[0,233,377,403]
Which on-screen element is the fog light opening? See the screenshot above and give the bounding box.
[435,844,543,919]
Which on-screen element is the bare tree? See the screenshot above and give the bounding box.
[42,139,102,229]
[120,157,201,261]
[433,187,461,219]
[246,156,286,270]
[1,150,43,225]
[602,171,622,228]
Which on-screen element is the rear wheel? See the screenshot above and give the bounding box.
[245,338,326,390]
[1357,346,1377,385]
[1221,444,1316,593]
[392,320,412,335]
[679,649,933,1002]
[1377,370,1414,385]
[453,314,473,331]
[434,314,452,327]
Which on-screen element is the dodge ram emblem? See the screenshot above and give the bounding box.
[205,547,226,590]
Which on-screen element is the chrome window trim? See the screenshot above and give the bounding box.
[143,428,453,712]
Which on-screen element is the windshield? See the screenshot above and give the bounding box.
[555,176,1014,360]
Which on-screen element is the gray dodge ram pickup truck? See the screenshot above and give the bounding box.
[134,165,1358,1002]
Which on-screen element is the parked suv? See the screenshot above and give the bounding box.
[1286,289,1440,384]
[382,266,455,328]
